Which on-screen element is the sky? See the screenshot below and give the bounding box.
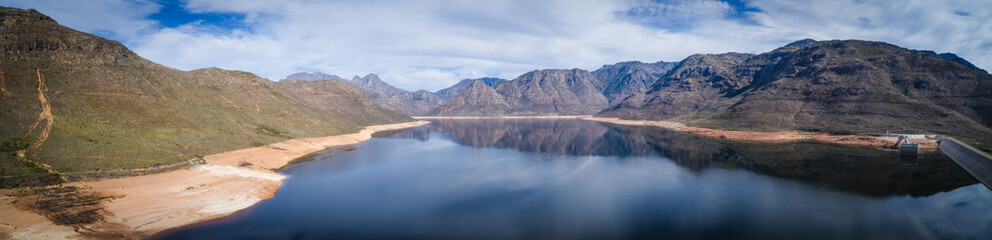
[4,0,991,91]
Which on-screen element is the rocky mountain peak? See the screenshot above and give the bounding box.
[784,38,818,48]
[1,6,138,62]
[434,77,507,101]
[350,73,405,97]
[939,53,987,73]
[593,60,677,104]
[1,7,56,23]
[429,79,510,116]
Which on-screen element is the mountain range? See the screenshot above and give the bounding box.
[347,74,442,116]
[600,39,992,147]
[4,4,992,179]
[294,60,677,116]
[314,39,991,148]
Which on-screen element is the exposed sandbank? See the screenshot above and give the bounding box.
[0,121,429,239]
[584,117,938,150]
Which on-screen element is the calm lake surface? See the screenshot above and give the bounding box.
[158,119,992,240]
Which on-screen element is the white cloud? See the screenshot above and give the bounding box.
[3,0,161,41]
[745,0,992,71]
[6,0,991,91]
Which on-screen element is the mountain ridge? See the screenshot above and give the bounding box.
[0,6,408,178]
[600,39,992,149]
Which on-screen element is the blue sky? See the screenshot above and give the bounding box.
[148,0,246,29]
[4,0,991,91]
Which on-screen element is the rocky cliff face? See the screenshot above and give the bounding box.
[0,6,408,174]
[347,74,443,116]
[600,39,992,148]
[434,77,506,101]
[592,61,676,104]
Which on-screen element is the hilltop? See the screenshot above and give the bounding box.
[0,6,410,184]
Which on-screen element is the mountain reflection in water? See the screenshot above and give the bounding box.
[382,119,976,197]
[157,119,990,240]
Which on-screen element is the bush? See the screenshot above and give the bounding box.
[1,138,30,154]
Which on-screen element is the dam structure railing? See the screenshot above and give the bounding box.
[938,137,992,190]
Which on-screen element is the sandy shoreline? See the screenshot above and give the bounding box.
[0,121,429,239]
[412,115,592,119]
[584,117,938,150]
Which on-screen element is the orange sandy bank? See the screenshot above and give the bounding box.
[584,117,938,150]
[0,121,429,239]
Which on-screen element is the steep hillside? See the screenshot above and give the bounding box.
[498,69,608,115]
[599,52,753,120]
[348,74,443,116]
[272,78,412,124]
[0,7,408,180]
[434,77,506,101]
[592,60,676,103]
[600,39,992,148]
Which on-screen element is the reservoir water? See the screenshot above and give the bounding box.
[157,119,992,239]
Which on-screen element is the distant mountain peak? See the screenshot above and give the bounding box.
[429,79,510,116]
[0,7,57,23]
[593,60,678,104]
[785,38,818,48]
[346,73,443,115]
[284,72,342,81]
[434,77,508,101]
[939,53,987,73]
